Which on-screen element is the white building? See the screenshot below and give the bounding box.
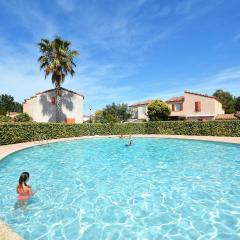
[23,88,84,123]
[129,100,154,121]
[83,115,90,122]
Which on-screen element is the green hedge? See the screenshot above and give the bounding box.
[0,121,240,145]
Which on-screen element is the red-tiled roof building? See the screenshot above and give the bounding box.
[166,91,224,120]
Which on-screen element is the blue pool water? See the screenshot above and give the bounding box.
[0,138,240,239]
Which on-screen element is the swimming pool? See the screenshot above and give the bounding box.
[0,137,239,239]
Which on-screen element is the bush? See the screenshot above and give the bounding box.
[14,113,32,122]
[0,121,240,145]
[148,100,171,121]
[0,115,12,122]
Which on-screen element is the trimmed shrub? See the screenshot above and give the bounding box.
[14,113,32,122]
[0,115,12,122]
[0,121,239,145]
[148,100,171,121]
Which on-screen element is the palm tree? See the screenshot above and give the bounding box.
[37,36,79,122]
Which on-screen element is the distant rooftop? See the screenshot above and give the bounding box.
[129,100,154,107]
[166,96,184,102]
[216,114,240,120]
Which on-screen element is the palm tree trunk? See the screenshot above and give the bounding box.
[55,84,61,122]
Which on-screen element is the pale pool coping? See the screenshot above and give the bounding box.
[0,134,240,239]
[0,220,23,240]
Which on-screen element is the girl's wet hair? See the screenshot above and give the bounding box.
[18,172,30,188]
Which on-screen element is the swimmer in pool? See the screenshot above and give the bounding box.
[15,172,34,209]
[125,137,133,147]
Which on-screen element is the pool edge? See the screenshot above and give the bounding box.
[0,220,23,240]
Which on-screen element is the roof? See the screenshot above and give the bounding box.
[6,112,20,117]
[166,91,221,103]
[216,114,240,120]
[166,96,184,102]
[184,91,219,101]
[24,87,84,102]
[36,87,84,98]
[129,100,154,107]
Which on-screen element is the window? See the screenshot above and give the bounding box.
[195,101,201,112]
[51,97,56,105]
[130,107,137,118]
[172,103,183,111]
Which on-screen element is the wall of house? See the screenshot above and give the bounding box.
[137,105,148,120]
[23,91,57,122]
[129,106,138,119]
[214,100,225,115]
[183,93,224,118]
[23,96,39,120]
[167,102,185,117]
[23,89,83,123]
[61,89,83,123]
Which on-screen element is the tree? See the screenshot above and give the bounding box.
[102,103,131,122]
[0,94,22,115]
[213,90,235,114]
[235,96,240,112]
[147,100,171,121]
[94,103,131,123]
[37,37,79,122]
[95,110,104,123]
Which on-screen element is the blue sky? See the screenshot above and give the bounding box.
[0,0,240,114]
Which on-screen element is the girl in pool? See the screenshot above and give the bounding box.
[15,172,34,209]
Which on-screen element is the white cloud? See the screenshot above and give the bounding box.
[56,0,76,12]
[0,37,51,100]
[132,66,240,103]
[1,1,58,39]
[175,0,198,15]
[158,6,171,17]
[233,33,240,41]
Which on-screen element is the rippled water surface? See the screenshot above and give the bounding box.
[0,138,240,239]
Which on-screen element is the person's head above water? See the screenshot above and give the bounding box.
[18,172,30,187]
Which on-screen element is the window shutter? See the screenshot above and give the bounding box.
[51,97,56,105]
[195,101,201,112]
[198,101,201,111]
[172,104,175,111]
[195,102,198,111]
[180,103,183,111]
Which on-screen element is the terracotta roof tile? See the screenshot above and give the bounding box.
[129,100,154,107]
[166,96,184,102]
[184,91,219,101]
